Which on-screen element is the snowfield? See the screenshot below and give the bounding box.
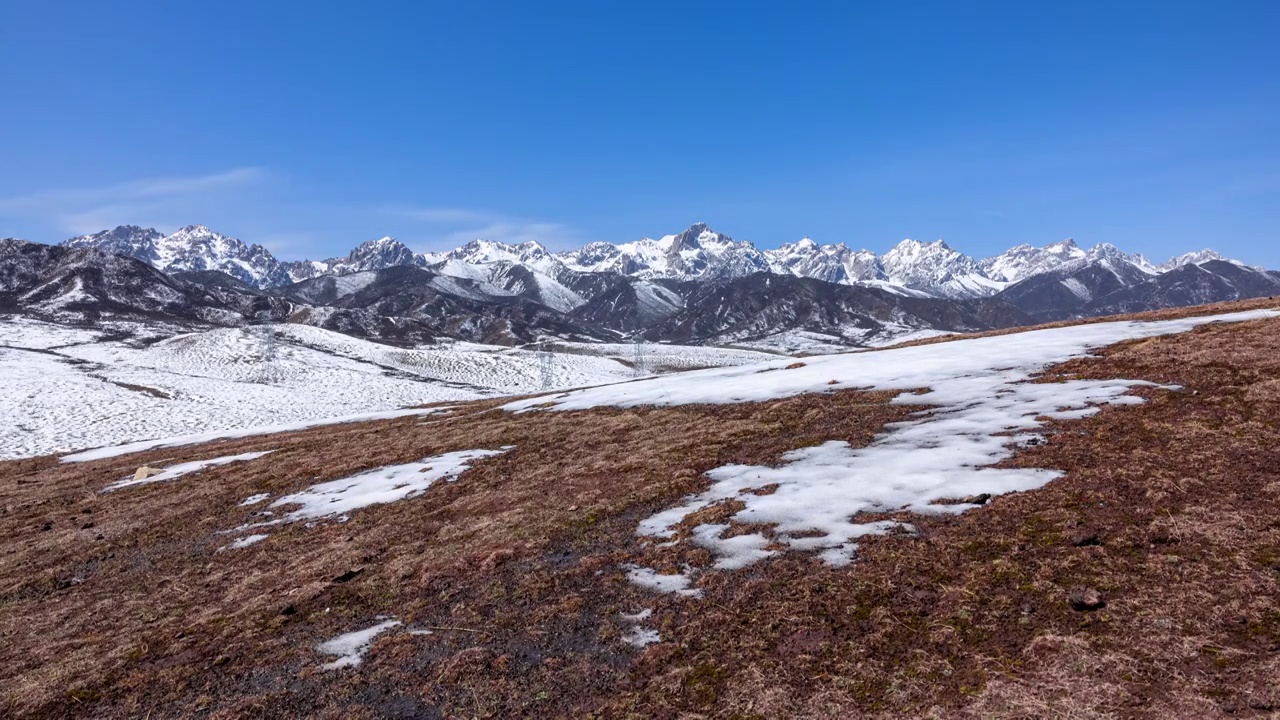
[0,317,774,460]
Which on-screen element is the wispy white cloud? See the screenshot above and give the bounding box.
[0,167,265,235]
[392,206,581,250]
[395,207,496,224]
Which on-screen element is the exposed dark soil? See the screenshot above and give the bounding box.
[2,299,1279,718]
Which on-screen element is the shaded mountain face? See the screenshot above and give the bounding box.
[996,257,1280,323]
[569,277,695,334]
[0,239,244,326]
[1079,260,1280,318]
[643,272,1030,347]
[282,265,607,345]
[994,256,1155,322]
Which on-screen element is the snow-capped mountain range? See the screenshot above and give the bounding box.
[61,222,1252,304]
[8,222,1277,352]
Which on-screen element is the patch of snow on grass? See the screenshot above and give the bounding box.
[622,627,661,647]
[317,619,402,670]
[104,451,275,490]
[266,447,513,524]
[238,493,270,506]
[625,564,702,598]
[219,447,513,547]
[225,534,268,549]
[508,310,1278,570]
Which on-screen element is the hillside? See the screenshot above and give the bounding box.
[2,298,1279,718]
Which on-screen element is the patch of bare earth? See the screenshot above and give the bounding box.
[1,299,1278,718]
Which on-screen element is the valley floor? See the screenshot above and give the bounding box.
[2,298,1279,718]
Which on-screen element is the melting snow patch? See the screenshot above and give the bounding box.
[620,608,653,622]
[104,451,275,491]
[238,493,271,506]
[221,447,513,547]
[622,626,661,647]
[265,447,513,525]
[625,564,702,598]
[316,619,402,670]
[224,534,268,550]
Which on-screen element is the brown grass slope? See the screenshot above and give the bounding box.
[0,298,1278,718]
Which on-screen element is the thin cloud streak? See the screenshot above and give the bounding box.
[0,167,266,235]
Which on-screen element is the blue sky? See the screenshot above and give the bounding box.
[1,1,1277,265]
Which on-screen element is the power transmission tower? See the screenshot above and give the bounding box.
[632,337,646,377]
[256,306,276,384]
[538,350,555,390]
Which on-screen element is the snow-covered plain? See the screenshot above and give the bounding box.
[507,309,1279,572]
[544,341,781,370]
[1,317,766,460]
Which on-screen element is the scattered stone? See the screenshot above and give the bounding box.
[1069,586,1106,611]
[963,493,992,505]
[332,568,363,584]
[1071,530,1102,547]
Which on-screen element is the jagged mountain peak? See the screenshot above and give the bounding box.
[1161,249,1232,271]
[446,237,554,265]
[667,222,728,250]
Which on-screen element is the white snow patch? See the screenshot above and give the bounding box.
[316,619,402,670]
[1060,277,1092,301]
[238,493,271,506]
[220,447,513,547]
[622,627,662,647]
[620,608,653,622]
[104,451,275,490]
[264,447,512,525]
[224,534,269,550]
[625,564,702,598]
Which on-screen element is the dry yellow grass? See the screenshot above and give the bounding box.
[1,298,1279,718]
